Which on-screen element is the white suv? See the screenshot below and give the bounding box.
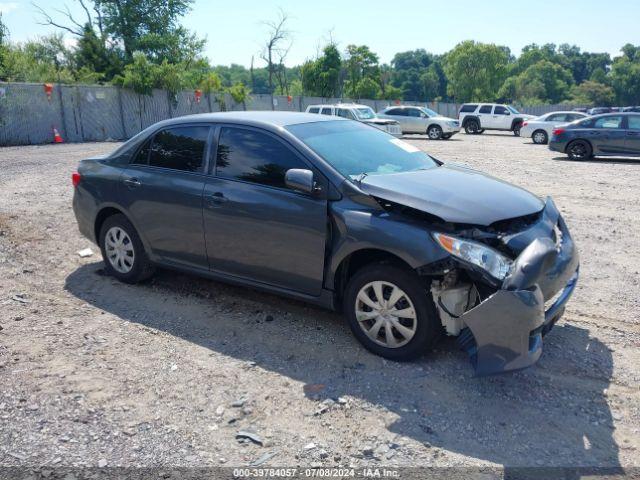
[305,103,402,137]
[377,105,460,140]
[458,103,535,136]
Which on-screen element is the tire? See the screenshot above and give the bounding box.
[513,122,522,136]
[99,214,155,284]
[464,119,480,134]
[343,263,441,361]
[566,140,592,161]
[532,129,548,144]
[427,125,443,140]
[477,129,485,134]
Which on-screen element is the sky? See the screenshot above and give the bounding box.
[1,0,639,67]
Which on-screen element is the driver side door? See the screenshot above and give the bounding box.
[202,126,329,296]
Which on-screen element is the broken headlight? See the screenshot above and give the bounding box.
[432,232,512,281]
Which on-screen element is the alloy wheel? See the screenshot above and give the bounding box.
[533,131,547,144]
[354,281,417,348]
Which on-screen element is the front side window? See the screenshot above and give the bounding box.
[494,106,509,115]
[337,108,356,120]
[419,107,439,117]
[547,113,567,122]
[407,108,423,118]
[148,126,209,172]
[354,107,376,120]
[286,120,438,179]
[594,116,623,129]
[479,105,492,114]
[216,127,307,189]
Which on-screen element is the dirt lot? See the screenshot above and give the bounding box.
[1,132,639,473]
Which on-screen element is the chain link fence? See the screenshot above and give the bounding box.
[0,82,586,146]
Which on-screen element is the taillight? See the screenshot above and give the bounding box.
[72,172,81,187]
[522,121,528,127]
[552,128,565,136]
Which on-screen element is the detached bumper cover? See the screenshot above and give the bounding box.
[458,198,579,376]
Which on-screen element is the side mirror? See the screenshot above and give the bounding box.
[504,111,511,115]
[285,168,315,194]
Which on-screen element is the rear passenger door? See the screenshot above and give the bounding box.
[624,115,640,154]
[382,108,410,132]
[119,125,211,269]
[477,105,494,128]
[202,126,328,295]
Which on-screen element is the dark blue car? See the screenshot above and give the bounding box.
[549,113,640,160]
[72,112,579,375]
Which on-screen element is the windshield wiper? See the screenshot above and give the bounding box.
[353,172,369,184]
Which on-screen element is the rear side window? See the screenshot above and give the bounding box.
[385,108,407,116]
[308,107,320,114]
[337,108,355,120]
[479,105,493,114]
[148,126,209,172]
[594,116,623,129]
[460,104,478,113]
[320,107,332,115]
[628,116,640,129]
[216,127,307,189]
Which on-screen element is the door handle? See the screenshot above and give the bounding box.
[123,178,141,188]
[206,192,228,207]
[627,131,639,136]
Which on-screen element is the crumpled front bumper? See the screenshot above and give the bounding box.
[457,198,579,376]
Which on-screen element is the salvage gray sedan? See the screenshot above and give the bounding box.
[72,112,579,375]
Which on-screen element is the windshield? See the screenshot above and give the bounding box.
[354,107,376,120]
[420,107,439,117]
[507,106,520,114]
[286,121,438,178]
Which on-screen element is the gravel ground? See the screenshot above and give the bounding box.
[1,132,639,472]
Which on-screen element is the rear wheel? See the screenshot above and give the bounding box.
[464,119,480,134]
[99,214,155,283]
[566,140,592,160]
[513,122,522,136]
[343,263,441,361]
[427,125,443,140]
[532,129,548,144]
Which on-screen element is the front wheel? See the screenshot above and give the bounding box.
[343,263,441,361]
[513,123,522,136]
[427,125,443,140]
[566,140,592,161]
[532,129,548,144]
[99,214,155,283]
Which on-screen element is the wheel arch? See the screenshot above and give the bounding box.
[331,248,418,308]
[427,123,443,132]
[462,115,480,127]
[511,117,525,130]
[93,205,147,251]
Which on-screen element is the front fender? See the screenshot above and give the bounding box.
[325,202,448,290]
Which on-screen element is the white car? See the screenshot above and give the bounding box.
[305,103,402,137]
[458,103,535,136]
[520,111,589,144]
[376,105,460,140]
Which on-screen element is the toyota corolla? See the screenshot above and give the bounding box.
[72,112,579,375]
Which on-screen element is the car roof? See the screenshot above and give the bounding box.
[307,103,372,109]
[543,111,586,115]
[153,111,346,129]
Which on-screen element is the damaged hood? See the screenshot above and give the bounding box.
[359,164,544,226]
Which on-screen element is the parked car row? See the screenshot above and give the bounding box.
[305,103,461,140]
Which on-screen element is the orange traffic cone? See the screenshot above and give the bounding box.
[53,127,64,143]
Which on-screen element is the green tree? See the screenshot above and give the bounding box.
[0,13,8,78]
[228,81,250,109]
[344,44,380,95]
[301,43,341,97]
[570,80,615,106]
[609,48,640,105]
[500,60,573,104]
[75,24,122,81]
[444,41,510,102]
